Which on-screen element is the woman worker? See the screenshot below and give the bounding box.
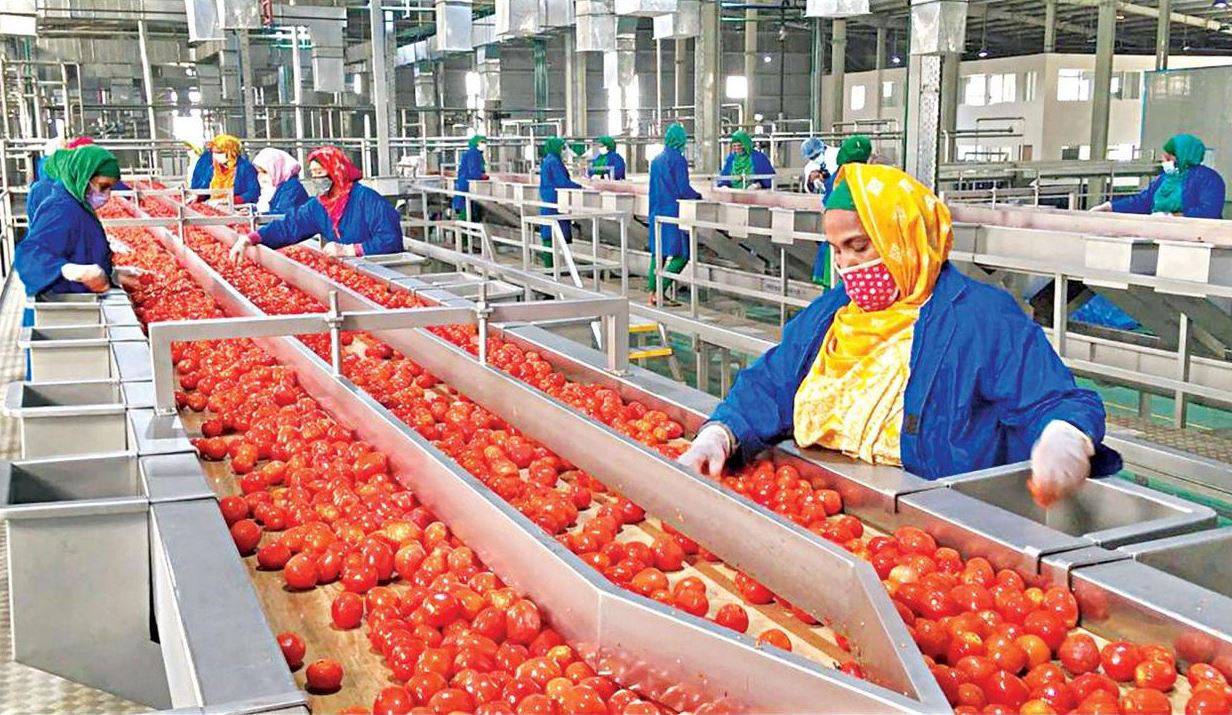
[189,134,260,205]
[718,130,775,190]
[452,135,489,221]
[27,137,100,216]
[646,123,704,304]
[251,147,309,216]
[1091,134,1225,218]
[588,136,627,180]
[680,164,1120,505]
[230,145,402,262]
[812,135,873,285]
[800,137,829,196]
[537,136,582,268]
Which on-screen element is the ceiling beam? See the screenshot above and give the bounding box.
[1061,0,1232,35]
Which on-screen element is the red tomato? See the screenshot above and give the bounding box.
[672,589,709,617]
[983,670,1030,709]
[230,519,261,555]
[734,572,773,605]
[1022,611,1066,652]
[305,659,344,693]
[332,592,364,629]
[284,553,319,590]
[1120,687,1172,715]
[408,672,448,705]
[343,563,380,594]
[1101,641,1144,682]
[756,629,792,652]
[506,600,543,646]
[429,688,473,714]
[713,604,749,633]
[219,495,249,525]
[373,685,414,715]
[1190,664,1230,688]
[276,631,305,670]
[256,542,291,570]
[1187,689,1232,715]
[1059,633,1101,675]
[1135,658,1178,691]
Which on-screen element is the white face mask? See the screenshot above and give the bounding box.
[477,142,487,152]
[1163,159,1178,175]
[258,172,273,187]
[87,188,110,209]
[599,147,610,155]
[213,152,230,167]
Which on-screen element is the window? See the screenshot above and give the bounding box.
[725,75,748,100]
[962,74,987,106]
[883,80,899,107]
[1113,71,1142,100]
[1023,71,1038,102]
[465,70,482,110]
[1061,144,1092,160]
[1057,69,1092,101]
[988,73,1017,104]
[850,84,866,111]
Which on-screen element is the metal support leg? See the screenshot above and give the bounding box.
[328,291,342,376]
[1052,274,1068,356]
[719,347,733,396]
[1174,312,1190,429]
[695,340,710,393]
[477,282,490,364]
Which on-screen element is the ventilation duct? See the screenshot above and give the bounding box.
[909,0,967,55]
[495,0,543,39]
[613,0,675,17]
[575,0,616,51]
[184,0,261,42]
[804,0,870,17]
[413,63,437,107]
[472,14,497,47]
[270,5,348,93]
[35,37,189,65]
[434,0,473,54]
[478,56,501,105]
[2,0,36,36]
[652,0,699,39]
[542,0,574,27]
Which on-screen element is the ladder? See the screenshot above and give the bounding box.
[629,320,682,380]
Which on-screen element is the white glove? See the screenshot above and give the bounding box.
[1028,420,1094,507]
[112,265,148,289]
[228,235,250,264]
[678,424,733,478]
[1089,201,1112,212]
[61,263,109,293]
[323,242,359,258]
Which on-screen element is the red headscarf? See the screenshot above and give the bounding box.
[66,137,95,149]
[308,146,362,238]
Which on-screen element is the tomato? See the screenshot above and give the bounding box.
[955,683,986,709]
[986,638,1028,675]
[1031,681,1076,713]
[672,590,709,618]
[408,672,448,705]
[374,685,414,715]
[1022,611,1066,652]
[422,591,462,628]
[734,572,773,605]
[515,694,556,715]
[219,495,249,525]
[1059,633,1101,675]
[230,519,261,555]
[506,600,543,646]
[276,631,305,670]
[983,670,1030,709]
[1070,672,1121,703]
[284,552,319,590]
[1187,689,1232,715]
[1135,658,1178,691]
[332,591,364,629]
[1101,641,1144,682]
[1015,634,1052,670]
[343,563,380,594]
[1191,664,1231,688]
[1020,699,1059,715]
[1041,586,1080,629]
[756,629,792,652]
[429,688,473,714]
[1076,691,1122,715]
[305,659,344,693]
[1120,687,1172,715]
[629,568,668,597]
[713,604,749,633]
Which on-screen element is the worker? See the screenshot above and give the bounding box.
[588,136,627,180]
[812,135,873,286]
[679,163,1120,506]
[189,134,260,205]
[646,123,704,304]
[718,130,775,190]
[251,147,309,215]
[1091,134,1225,218]
[452,135,489,221]
[26,137,99,217]
[230,145,402,262]
[800,137,830,196]
[537,136,582,268]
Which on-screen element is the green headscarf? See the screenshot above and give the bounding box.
[1153,134,1205,215]
[824,175,855,211]
[665,124,688,150]
[544,136,566,157]
[592,136,615,170]
[836,135,873,167]
[468,135,487,150]
[729,130,755,189]
[44,145,120,210]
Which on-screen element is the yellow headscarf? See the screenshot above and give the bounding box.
[209,134,242,193]
[793,164,953,465]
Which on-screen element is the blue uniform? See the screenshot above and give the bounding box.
[452,147,487,213]
[718,149,776,189]
[588,153,627,180]
[709,263,1121,480]
[647,147,702,258]
[189,154,261,205]
[257,183,402,256]
[1110,164,1226,219]
[266,176,311,216]
[26,178,57,217]
[538,154,582,242]
[15,183,112,296]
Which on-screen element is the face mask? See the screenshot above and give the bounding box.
[1163,159,1177,175]
[87,188,110,210]
[811,177,825,194]
[838,257,900,312]
[258,172,273,187]
[477,142,487,152]
[600,147,609,155]
[213,152,232,168]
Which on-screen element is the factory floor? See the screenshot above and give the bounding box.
[0,275,147,715]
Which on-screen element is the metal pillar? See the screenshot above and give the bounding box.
[290,26,307,165]
[0,58,12,140]
[237,30,257,140]
[940,53,960,164]
[1156,0,1171,70]
[694,0,722,173]
[137,20,159,143]
[873,26,887,118]
[533,39,548,123]
[743,9,757,127]
[565,34,588,136]
[674,38,688,116]
[1044,0,1057,52]
[810,18,826,134]
[830,19,847,131]
[905,55,943,189]
[1090,0,1116,167]
[369,0,393,175]
[655,39,663,128]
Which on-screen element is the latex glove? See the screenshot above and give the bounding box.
[112,265,148,290]
[229,231,260,264]
[677,424,732,478]
[323,242,362,258]
[1028,420,1094,507]
[61,263,109,293]
[1089,201,1112,212]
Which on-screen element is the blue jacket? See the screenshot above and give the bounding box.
[452,147,487,212]
[266,176,311,216]
[588,152,627,180]
[15,183,112,296]
[710,264,1121,480]
[1111,164,1226,219]
[647,147,703,258]
[190,153,261,205]
[258,184,402,256]
[26,178,57,217]
[718,149,776,189]
[538,154,582,242]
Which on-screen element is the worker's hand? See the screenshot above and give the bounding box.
[1089,201,1113,212]
[1028,420,1094,508]
[61,263,110,293]
[112,265,148,290]
[678,424,732,478]
[228,235,250,264]
[323,242,362,258]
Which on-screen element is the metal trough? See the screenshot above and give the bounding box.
[3,380,128,458]
[31,292,103,327]
[19,325,114,381]
[359,251,429,276]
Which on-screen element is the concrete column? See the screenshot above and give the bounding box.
[369,0,392,175]
[830,19,847,131]
[1156,0,1171,70]
[940,52,960,163]
[1044,0,1057,53]
[743,9,757,128]
[694,0,722,173]
[290,25,306,164]
[533,39,548,122]
[137,19,158,142]
[564,34,588,136]
[1090,0,1116,164]
[905,54,942,189]
[810,18,826,134]
[873,26,887,118]
[674,38,688,115]
[237,30,257,139]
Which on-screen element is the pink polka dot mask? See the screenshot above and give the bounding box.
[837,257,900,312]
